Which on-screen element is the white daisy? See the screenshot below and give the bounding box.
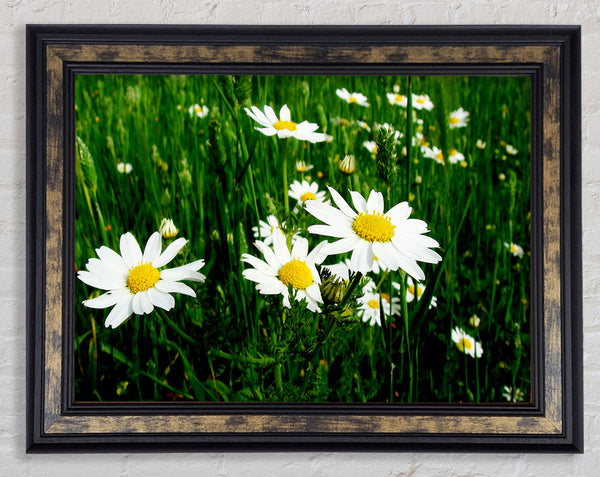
[295,160,314,173]
[363,141,378,155]
[411,94,434,111]
[476,139,487,149]
[356,120,371,132]
[288,180,328,208]
[188,104,209,118]
[469,314,481,328]
[158,218,178,239]
[117,162,132,174]
[387,93,408,107]
[358,279,400,327]
[304,187,442,280]
[392,276,437,309]
[335,88,370,107]
[505,144,518,155]
[244,104,327,143]
[449,107,469,128]
[241,232,327,312]
[504,242,524,258]
[78,231,206,329]
[448,148,465,164]
[252,215,286,246]
[422,145,445,165]
[451,327,483,358]
[502,385,526,403]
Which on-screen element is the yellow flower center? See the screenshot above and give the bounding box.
[449,148,457,156]
[339,119,350,126]
[436,151,444,162]
[457,338,472,353]
[127,263,160,294]
[417,98,425,104]
[372,145,378,154]
[450,117,460,125]
[408,285,424,297]
[301,191,317,202]
[367,299,380,309]
[273,120,297,131]
[352,212,395,242]
[195,107,203,114]
[278,259,313,290]
[511,245,518,254]
[348,97,357,103]
[395,94,405,103]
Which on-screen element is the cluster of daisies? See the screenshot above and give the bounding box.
[240,101,442,326]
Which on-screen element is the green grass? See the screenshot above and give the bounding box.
[74,73,531,403]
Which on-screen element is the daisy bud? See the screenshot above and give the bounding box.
[338,154,356,175]
[159,218,179,239]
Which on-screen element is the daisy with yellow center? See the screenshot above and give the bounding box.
[392,276,437,309]
[502,385,526,403]
[449,107,469,128]
[504,241,524,258]
[252,215,286,246]
[411,94,434,111]
[241,232,328,312]
[476,139,487,149]
[448,148,465,164]
[386,93,408,107]
[288,180,328,209]
[304,187,442,280]
[363,141,378,155]
[451,327,483,358]
[244,104,327,143]
[78,231,205,329]
[295,160,314,173]
[117,162,132,174]
[335,88,370,107]
[422,146,445,165]
[358,279,400,327]
[188,103,209,118]
[505,144,518,155]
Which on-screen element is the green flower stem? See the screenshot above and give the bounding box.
[281,138,290,219]
[405,76,412,203]
[400,272,413,402]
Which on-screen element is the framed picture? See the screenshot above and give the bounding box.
[26,25,582,452]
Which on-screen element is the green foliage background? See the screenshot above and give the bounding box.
[74,73,530,403]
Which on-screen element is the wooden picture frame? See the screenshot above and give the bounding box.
[26,25,582,452]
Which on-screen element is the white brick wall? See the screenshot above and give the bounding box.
[2,1,596,475]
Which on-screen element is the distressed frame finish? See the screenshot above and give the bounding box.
[26,25,582,452]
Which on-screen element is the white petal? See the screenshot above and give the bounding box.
[104,295,134,328]
[147,287,175,311]
[82,288,131,309]
[307,224,350,238]
[349,190,367,213]
[279,104,291,121]
[160,262,206,282]
[272,229,291,264]
[154,280,196,297]
[241,253,275,275]
[256,126,278,136]
[264,105,278,124]
[366,190,385,213]
[323,236,360,256]
[153,237,188,268]
[95,246,129,273]
[306,240,329,264]
[304,201,354,229]
[142,232,162,264]
[327,186,357,218]
[291,237,308,259]
[120,232,143,268]
[350,240,374,273]
[386,201,412,223]
[78,270,126,291]
[84,258,128,282]
[254,241,282,271]
[132,291,154,315]
[304,283,323,304]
